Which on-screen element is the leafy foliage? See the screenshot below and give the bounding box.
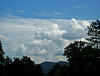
[47,63,70,76]
[0,56,44,76]
[86,19,100,49]
[64,41,100,76]
[0,41,5,65]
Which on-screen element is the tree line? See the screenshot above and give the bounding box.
[0,19,100,76]
[0,55,44,76]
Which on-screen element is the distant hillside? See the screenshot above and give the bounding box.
[40,62,55,73]
[40,61,69,73]
[57,61,69,66]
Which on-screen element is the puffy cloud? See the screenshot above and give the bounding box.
[0,17,93,63]
[51,24,66,35]
[33,23,66,38]
[70,18,84,30]
[20,44,27,51]
[82,21,90,29]
[16,44,27,56]
[29,49,47,56]
[62,18,90,40]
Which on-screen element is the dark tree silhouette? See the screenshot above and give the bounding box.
[48,63,61,76]
[63,41,86,76]
[63,41,100,76]
[63,41,86,59]
[0,41,44,76]
[0,55,44,76]
[63,20,100,76]
[0,41,5,76]
[34,64,44,76]
[47,63,70,76]
[86,19,100,49]
[0,41,5,65]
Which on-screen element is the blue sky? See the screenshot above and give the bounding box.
[0,0,100,19]
[0,0,99,63]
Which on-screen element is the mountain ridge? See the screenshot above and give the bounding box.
[40,61,69,73]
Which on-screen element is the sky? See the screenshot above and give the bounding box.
[0,0,100,63]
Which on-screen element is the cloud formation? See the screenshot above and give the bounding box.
[31,12,63,18]
[16,44,27,56]
[0,17,92,63]
[70,18,84,30]
[77,3,95,8]
[0,34,8,41]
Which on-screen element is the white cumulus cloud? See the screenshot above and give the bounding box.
[16,44,27,56]
[0,17,93,63]
[70,18,84,30]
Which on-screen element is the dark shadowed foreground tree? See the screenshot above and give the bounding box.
[47,63,70,76]
[0,41,44,76]
[0,41,5,65]
[1,56,44,76]
[64,41,100,76]
[63,20,100,76]
[86,19,100,49]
